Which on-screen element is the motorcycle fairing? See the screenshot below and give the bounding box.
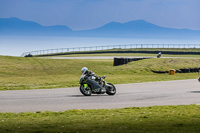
[86,78,103,90]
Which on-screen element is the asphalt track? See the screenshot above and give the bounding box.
[0,79,200,113]
[41,56,200,59]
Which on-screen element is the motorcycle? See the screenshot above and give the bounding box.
[79,74,116,96]
[157,52,162,58]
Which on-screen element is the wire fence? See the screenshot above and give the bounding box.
[21,44,200,57]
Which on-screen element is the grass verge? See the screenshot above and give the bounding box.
[0,105,200,133]
[38,47,200,58]
[52,52,200,58]
[0,55,200,90]
[38,48,200,57]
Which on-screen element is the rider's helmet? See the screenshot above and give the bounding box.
[81,67,88,74]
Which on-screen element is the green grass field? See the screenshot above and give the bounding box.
[0,55,200,90]
[106,48,200,52]
[40,48,200,58]
[0,105,200,133]
[1,53,200,133]
[53,53,200,58]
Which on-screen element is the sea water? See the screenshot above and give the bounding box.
[1,36,200,56]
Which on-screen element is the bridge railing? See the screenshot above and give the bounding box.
[21,44,200,57]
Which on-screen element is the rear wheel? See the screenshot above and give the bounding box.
[106,83,116,95]
[80,84,92,96]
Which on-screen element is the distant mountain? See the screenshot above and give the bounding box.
[75,20,200,38]
[1,17,200,38]
[0,17,72,36]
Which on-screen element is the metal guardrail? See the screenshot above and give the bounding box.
[21,44,200,57]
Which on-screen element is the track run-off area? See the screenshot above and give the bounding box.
[0,79,200,113]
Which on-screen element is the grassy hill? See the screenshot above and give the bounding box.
[35,48,200,58]
[1,56,200,133]
[0,55,199,90]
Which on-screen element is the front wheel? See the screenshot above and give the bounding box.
[80,84,92,96]
[106,83,116,95]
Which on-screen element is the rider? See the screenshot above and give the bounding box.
[157,52,162,58]
[81,67,106,93]
[81,67,94,76]
[81,67,101,81]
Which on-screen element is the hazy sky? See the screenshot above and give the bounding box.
[0,0,200,30]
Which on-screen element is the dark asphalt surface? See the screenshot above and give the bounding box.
[0,79,200,113]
